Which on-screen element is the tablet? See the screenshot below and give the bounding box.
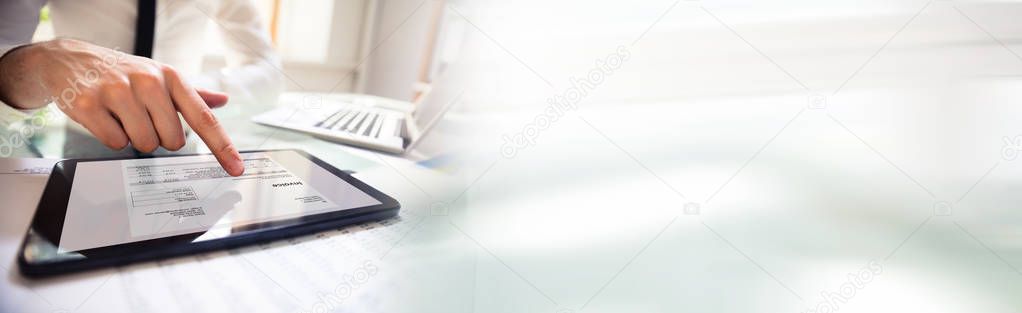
[17,149,399,277]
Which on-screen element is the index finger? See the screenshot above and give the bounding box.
[163,66,245,176]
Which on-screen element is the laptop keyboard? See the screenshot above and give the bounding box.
[314,108,387,138]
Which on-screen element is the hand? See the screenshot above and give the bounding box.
[0,38,244,176]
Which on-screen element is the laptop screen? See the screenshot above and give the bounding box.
[413,83,463,133]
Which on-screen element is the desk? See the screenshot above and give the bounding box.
[0,94,472,312]
[3,85,1022,313]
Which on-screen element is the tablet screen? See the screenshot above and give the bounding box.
[57,150,382,252]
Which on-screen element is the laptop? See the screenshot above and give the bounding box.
[252,83,462,154]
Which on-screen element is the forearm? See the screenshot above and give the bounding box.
[0,42,48,110]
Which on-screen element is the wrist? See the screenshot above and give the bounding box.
[0,42,38,108]
[0,42,47,109]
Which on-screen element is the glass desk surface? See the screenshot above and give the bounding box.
[6,83,1022,312]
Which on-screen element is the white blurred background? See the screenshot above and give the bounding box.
[437,1,1022,312]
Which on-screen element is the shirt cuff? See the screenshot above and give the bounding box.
[0,44,16,60]
[0,100,37,129]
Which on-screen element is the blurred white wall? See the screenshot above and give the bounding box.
[461,0,1022,107]
[362,0,444,101]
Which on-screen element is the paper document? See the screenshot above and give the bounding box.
[120,155,337,238]
[59,151,382,252]
[0,157,60,175]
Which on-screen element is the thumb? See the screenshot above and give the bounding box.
[195,88,229,108]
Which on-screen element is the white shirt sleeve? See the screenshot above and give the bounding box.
[0,0,46,127]
[200,0,284,104]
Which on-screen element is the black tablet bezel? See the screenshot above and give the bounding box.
[17,149,400,278]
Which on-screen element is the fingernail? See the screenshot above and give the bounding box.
[231,154,245,176]
[224,152,244,176]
